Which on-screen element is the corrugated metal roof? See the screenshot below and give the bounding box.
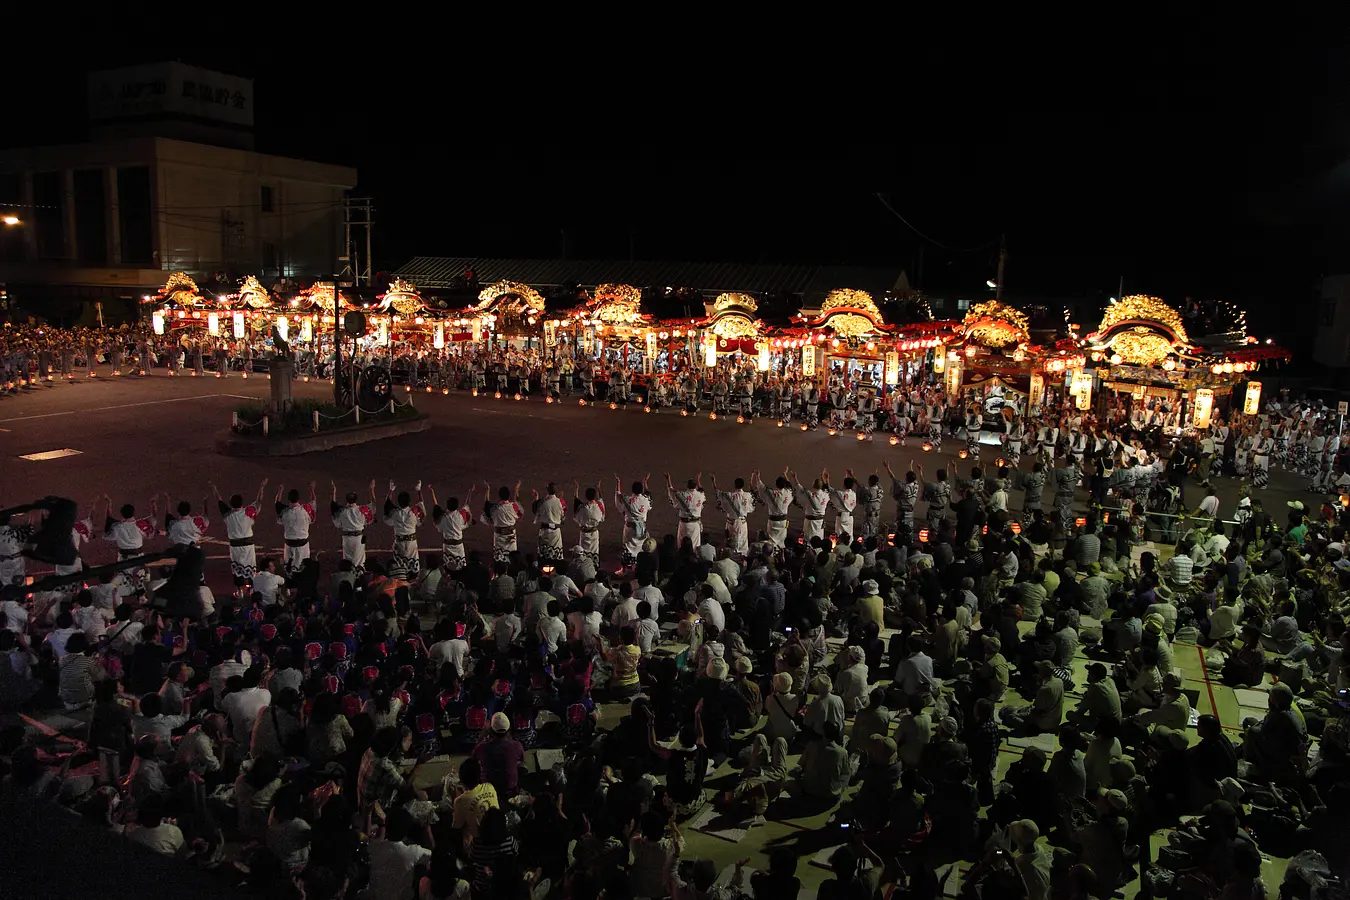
[396,257,876,296]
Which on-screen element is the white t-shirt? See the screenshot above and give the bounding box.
[429,638,470,677]
[366,838,432,900]
[697,598,726,632]
[126,822,186,856]
[252,571,286,605]
[0,599,28,632]
[222,686,272,743]
[538,616,567,653]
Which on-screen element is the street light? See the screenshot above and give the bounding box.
[1,216,19,226]
[985,279,996,289]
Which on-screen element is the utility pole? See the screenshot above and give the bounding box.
[995,234,1007,301]
[343,197,374,286]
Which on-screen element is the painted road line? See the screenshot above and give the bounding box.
[0,393,241,424]
[19,448,83,461]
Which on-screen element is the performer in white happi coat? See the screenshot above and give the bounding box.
[532,483,566,565]
[856,472,885,540]
[791,470,830,543]
[384,480,426,580]
[57,506,97,578]
[0,511,34,587]
[571,483,606,564]
[275,482,318,575]
[824,469,858,540]
[331,480,377,573]
[613,475,652,567]
[214,479,267,579]
[482,481,525,564]
[885,459,921,537]
[752,469,794,549]
[161,491,210,552]
[101,495,159,592]
[101,495,158,561]
[710,473,755,557]
[429,485,474,571]
[665,473,706,552]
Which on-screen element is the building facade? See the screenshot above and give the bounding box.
[0,63,357,323]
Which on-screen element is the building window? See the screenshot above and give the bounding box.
[32,172,65,260]
[117,167,154,265]
[956,298,970,311]
[260,185,274,213]
[262,241,280,276]
[73,170,107,265]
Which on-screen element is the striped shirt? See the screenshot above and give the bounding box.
[1164,553,1194,585]
[58,653,104,708]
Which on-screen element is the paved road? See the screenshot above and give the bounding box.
[0,369,1316,582]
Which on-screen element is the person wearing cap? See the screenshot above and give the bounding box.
[856,578,884,629]
[834,646,871,714]
[729,656,762,727]
[1009,818,1053,900]
[1073,787,1132,893]
[1140,612,1174,673]
[977,635,1011,702]
[472,712,526,799]
[803,673,845,739]
[764,672,802,745]
[1146,584,1179,637]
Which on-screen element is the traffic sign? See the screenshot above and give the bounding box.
[1339,401,1347,416]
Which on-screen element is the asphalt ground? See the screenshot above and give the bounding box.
[0,367,1316,585]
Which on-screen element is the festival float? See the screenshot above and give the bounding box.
[1086,294,1289,428]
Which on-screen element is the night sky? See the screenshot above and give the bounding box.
[3,37,1346,332]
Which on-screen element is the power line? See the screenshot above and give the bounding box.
[0,198,345,213]
[873,193,1000,253]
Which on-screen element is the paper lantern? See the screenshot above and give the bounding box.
[922,441,933,452]
[737,415,746,424]
[802,345,815,377]
[276,316,288,341]
[1192,388,1215,429]
[681,409,689,417]
[959,448,969,459]
[610,402,618,410]
[151,312,164,335]
[233,312,245,338]
[207,312,219,335]
[856,432,866,441]
[918,528,930,543]
[434,323,445,349]
[828,427,838,436]
[889,435,900,446]
[494,391,503,399]
[757,344,771,372]
[1010,521,1022,535]
[1074,517,1087,528]
[1243,381,1262,416]
[300,318,313,342]
[710,412,718,421]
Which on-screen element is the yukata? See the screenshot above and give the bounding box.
[433,504,472,571]
[794,484,829,542]
[533,494,565,565]
[717,488,755,557]
[614,491,652,566]
[754,480,793,549]
[385,500,426,579]
[333,501,375,573]
[221,503,259,579]
[277,501,317,575]
[481,497,524,564]
[669,486,706,552]
[572,498,606,564]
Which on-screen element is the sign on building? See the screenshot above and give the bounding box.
[88,62,254,129]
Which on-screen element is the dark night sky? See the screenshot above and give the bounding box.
[3,34,1347,325]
